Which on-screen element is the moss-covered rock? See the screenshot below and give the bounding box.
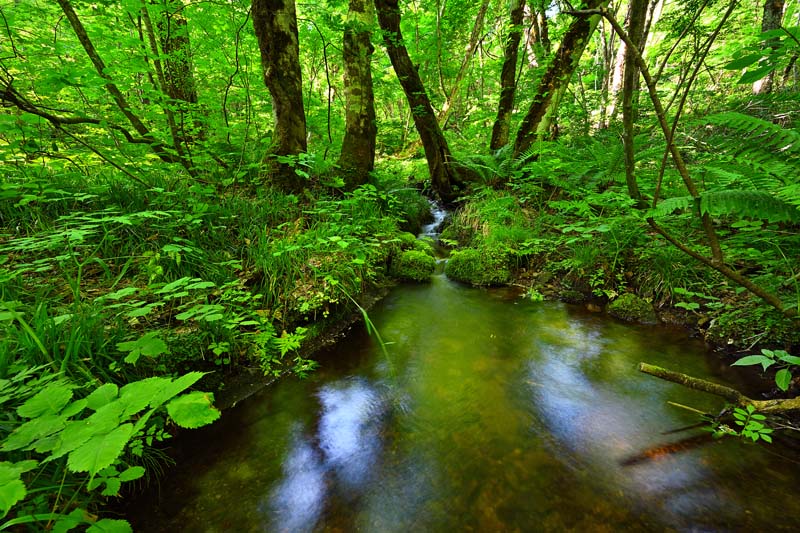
[390,250,436,282]
[607,293,658,324]
[445,247,512,286]
[413,237,436,256]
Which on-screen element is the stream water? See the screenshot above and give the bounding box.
[129,214,800,532]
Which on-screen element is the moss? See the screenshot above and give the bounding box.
[607,293,658,324]
[390,250,436,282]
[397,232,418,249]
[413,237,435,256]
[445,247,512,286]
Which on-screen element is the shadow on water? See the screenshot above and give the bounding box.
[128,273,800,532]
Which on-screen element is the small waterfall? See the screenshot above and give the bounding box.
[420,200,448,238]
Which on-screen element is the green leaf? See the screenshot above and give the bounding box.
[118,466,145,482]
[61,399,88,418]
[761,434,772,443]
[777,355,800,366]
[148,372,207,409]
[49,402,125,461]
[725,53,762,70]
[86,384,119,410]
[166,392,220,429]
[86,519,133,533]
[100,477,122,497]
[67,423,134,476]
[0,461,37,516]
[2,414,67,451]
[775,369,792,392]
[117,332,169,365]
[732,355,774,370]
[17,382,73,418]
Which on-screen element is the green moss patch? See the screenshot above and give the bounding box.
[390,250,436,282]
[445,248,512,286]
[607,293,658,324]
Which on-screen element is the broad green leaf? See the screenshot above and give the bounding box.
[99,287,139,301]
[148,372,207,409]
[86,384,119,410]
[732,355,774,370]
[778,355,800,366]
[119,377,166,417]
[49,402,125,461]
[67,423,134,476]
[0,461,37,516]
[2,413,67,451]
[117,332,169,365]
[86,518,133,533]
[775,369,792,392]
[17,383,73,418]
[118,466,145,482]
[724,53,761,70]
[100,477,122,497]
[166,392,220,429]
[52,508,88,533]
[61,399,87,418]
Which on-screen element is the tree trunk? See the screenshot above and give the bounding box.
[621,0,647,204]
[375,0,475,203]
[338,0,377,190]
[252,0,308,192]
[513,0,609,157]
[753,0,786,94]
[437,0,491,129]
[524,2,549,67]
[155,0,203,142]
[490,0,526,151]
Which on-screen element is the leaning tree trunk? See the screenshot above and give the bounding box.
[753,0,786,94]
[338,0,377,190]
[490,0,526,151]
[375,0,475,203]
[513,0,609,157]
[621,0,647,205]
[252,0,308,192]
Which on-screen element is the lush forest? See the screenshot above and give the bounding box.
[1,0,799,529]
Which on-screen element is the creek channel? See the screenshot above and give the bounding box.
[129,206,800,532]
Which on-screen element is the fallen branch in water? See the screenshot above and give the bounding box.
[638,362,800,414]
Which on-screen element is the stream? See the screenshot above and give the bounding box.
[129,212,800,532]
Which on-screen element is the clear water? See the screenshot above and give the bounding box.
[130,275,800,532]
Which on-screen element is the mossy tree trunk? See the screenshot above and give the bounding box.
[338,0,377,190]
[513,0,609,157]
[375,0,476,203]
[252,0,308,192]
[490,0,526,151]
[155,0,203,143]
[621,0,646,205]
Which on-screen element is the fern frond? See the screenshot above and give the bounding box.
[700,190,800,222]
[702,112,800,154]
[649,196,693,218]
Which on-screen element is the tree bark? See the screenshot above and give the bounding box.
[252,0,308,192]
[338,0,377,190]
[375,0,475,203]
[513,0,609,157]
[437,0,491,129]
[155,0,203,142]
[621,0,647,204]
[753,0,786,94]
[490,0,526,151]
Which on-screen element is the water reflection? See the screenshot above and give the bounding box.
[267,428,325,533]
[266,379,385,532]
[130,280,800,532]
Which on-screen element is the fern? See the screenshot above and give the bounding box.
[651,191,799,222]
[700,190,800,223]
[702,112,800,154]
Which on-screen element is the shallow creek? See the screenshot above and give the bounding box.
[129,266,800,532]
